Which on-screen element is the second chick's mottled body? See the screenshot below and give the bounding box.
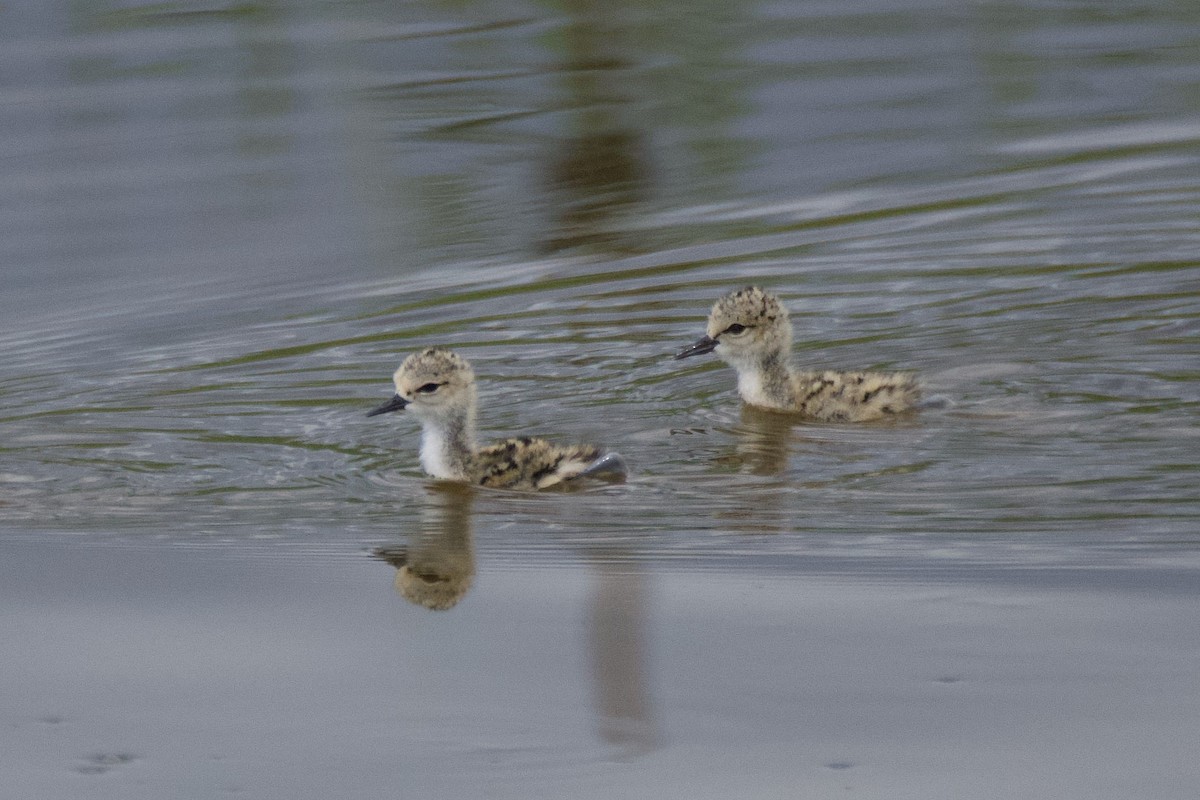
[368,348,623,490]
[676,287,920,422]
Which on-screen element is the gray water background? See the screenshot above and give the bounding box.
[2,1,1199,798]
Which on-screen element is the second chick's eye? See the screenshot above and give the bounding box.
[416,382,442,394]
[724,323,747,335]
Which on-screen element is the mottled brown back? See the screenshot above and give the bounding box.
[791,370,920,422]
[472,436,604,490]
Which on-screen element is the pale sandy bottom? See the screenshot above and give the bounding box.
[3,536,1197,800]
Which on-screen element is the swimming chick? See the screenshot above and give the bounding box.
[674,286,919,421]
[368,348,626,490]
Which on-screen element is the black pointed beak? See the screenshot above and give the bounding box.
[367,393,409,417]
[674,334,718,360]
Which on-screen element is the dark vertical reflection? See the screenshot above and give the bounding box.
[354,0,756,265]
[374,484,476,611]
[229,2,298,200]
[542,1,648,253]
[586,551,658,757]
[537,0,756,254]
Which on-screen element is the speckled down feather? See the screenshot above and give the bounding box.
[787,369,920,422]
[472,436,604,490]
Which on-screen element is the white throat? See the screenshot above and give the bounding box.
[419,424,457,479]
[413,406,476,481]
[719,348,769,406]
[719,344,794,408]
[735,367,770,407]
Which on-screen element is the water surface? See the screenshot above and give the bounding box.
[2,0,1199,797]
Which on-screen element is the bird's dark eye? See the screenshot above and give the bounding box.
[724,323,748,335]
[416,382,442,394]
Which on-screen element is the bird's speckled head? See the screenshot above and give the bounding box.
[677,286,792,367]
[707,286,787,337]
[394,348,475,418]
[368,348,477,422]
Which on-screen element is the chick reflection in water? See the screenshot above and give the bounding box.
[676,286,920,421]
[368,348,626,490]
[373,484,476,611]
[729,404,798,476]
